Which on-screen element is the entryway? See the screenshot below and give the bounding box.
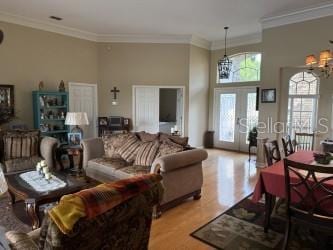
[213,87,258,152]
[68,82,98,139]
[133,85,185,135]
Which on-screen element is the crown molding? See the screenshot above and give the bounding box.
[261,2,333,29]
[0,11,211,49]
[0,11,98,41]
[211,33,262,50]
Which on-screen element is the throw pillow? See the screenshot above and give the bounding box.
[117,135,143,163]
[4,130,40,160]
[134,141,160,167]
[159,133,189,146]
[158,139,184,156]
[137,131,159,142]
[102,133,131,158]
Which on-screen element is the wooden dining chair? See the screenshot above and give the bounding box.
[264,140,282,166]
[281,135,295,157]
[294,132,315,151]
[283,159,333,250]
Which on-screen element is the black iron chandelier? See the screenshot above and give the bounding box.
[218,27,232,80]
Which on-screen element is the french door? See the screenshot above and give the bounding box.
[214,87,258,152]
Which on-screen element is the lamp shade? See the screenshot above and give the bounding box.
[65,112,89,126]
[319,50,333,62]
[0,167,8,195]
[305,54,317,66]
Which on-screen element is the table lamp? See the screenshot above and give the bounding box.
[65,112,89,137]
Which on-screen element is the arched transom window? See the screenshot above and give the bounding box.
[287,71,319,135]
[218,52,261,84]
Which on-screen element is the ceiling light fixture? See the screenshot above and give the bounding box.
[218,27,232,80]
[305,40,333,78]
[49,16,63,21]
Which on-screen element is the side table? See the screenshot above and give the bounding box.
[56,144,83,176]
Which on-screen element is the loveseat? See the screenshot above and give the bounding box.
[81,132,208,217]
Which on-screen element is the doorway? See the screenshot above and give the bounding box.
[214,87,258,152]
[133,85,185,135]
[68,82,98,139]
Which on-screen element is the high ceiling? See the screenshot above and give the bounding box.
[0,0,331,41]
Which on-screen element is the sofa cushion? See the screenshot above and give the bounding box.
[4,130,40,160]
[102,133,131,158]
[117,135,142,163]
[119,165,151,176]
[134,141,159,167]
[5,231,38,250]
[137,131,159,142]
[158,139,184,156]
[159,133,188,146]
[4,156,42,173]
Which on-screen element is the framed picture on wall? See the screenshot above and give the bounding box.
[261,88,276,103]
[98,117,108,126]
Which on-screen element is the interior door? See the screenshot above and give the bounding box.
[69,83,98,139]
[214,87,258,152]
[134,86,159,133]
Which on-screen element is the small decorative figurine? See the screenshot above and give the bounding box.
[39,81,44,91]
[58,80,65,92]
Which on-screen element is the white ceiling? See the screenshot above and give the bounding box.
[0,0,332,43]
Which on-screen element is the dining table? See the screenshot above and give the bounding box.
[251,150,333,232]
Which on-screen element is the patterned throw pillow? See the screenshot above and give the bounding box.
[117,135,143,163]
[134,141,160,167]
[4,130,40,160]
[159,133,189,146]
[102,133,131,158]
[158,139,184,156]
[137,131,159,142]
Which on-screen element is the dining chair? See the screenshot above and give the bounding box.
[283,158,333,250]
[281,135,295,157]
[264,140,282,166]
[294,132,315,151]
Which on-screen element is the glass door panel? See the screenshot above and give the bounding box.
[219,94,236,142]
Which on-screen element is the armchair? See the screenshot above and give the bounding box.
[0,130,58,174]
[5,175,163,250]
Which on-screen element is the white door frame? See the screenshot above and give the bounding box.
[213,86,258,151]
[68,82,98,138]
[132,85,185,135]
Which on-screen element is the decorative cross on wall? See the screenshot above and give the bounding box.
[110,87,120,99]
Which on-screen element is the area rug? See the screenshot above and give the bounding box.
[0,193,30,233]
[191,195,333,250]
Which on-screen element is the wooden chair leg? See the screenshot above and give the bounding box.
[193,190,201,200]
[264,193,275,233]
[282,219,291,250]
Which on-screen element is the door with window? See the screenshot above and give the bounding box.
[214,87,258,152]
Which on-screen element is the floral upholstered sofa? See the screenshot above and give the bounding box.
[81,132,208,217]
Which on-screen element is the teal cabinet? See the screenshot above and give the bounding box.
[32,91,69,143]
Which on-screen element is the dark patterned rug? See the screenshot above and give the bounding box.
[191,196,333,250]
[0,193,30,233]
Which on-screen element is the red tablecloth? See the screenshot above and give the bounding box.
[252,150,333,204]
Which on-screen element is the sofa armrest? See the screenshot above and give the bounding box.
[81,138,104,169]
[40,136,58,170]
[151,149,208,173]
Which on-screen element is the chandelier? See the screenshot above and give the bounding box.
[218,27,232,79]
[305,40,333,78]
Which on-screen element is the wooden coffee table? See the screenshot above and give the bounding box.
[6,170,98,230]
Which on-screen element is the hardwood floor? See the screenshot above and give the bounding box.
[149,149,260,250]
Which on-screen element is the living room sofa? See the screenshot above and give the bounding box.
[81,132,208,217]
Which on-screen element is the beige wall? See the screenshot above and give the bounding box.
[0,21,99,127]
[259,15,333,141]
[97,42,191,135]
[189,45,210,146]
